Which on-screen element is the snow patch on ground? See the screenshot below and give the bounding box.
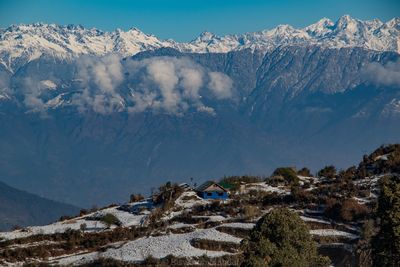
[310,229,359,239]
[219,222,255,229]
[300,216,331,224]
[167,223,195,229]
[0,218,106,241]
[50,251,98,266]
[192,215,228,222]
[374,154,389,161]
[244,182,288,195]
[0,206,147,241]
[175,191,209,209]
[352,196,372,204]
[101,228,241,262]
[91,207,147,227]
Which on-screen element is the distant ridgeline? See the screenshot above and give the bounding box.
[0,181,80,231]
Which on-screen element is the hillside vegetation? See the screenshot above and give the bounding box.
[0,144,399,266]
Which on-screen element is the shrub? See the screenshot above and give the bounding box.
[241,208,330,267]
[298,167,312,177]
[271,167,299,185]
[339,166,357,180]
[318,165,337,179]
[79,209,89,216]
[143,255,158,265]
[99,213,121,228]
[241,205,260,219]
[291,187,316,206]
[80,223,87,232]
[130,193,144,203]
[191,238,240,253]
[219,175,262,191]
[324,198,368,222]
[58,215,73,222]
[154,182,184,207]
[361,219,376,242]
[12,225,22,231]
[266,175,285,186]
[340,199,369,222]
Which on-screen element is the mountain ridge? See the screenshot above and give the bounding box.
[1,15,399,72]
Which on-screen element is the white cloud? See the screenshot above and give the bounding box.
[146,59,181,112]
[208,72,233,99]
[125,56,233,114]
[74,54,125,114]
[22,77,45,110]
[179,67,203,99]
[363,60,400,87]
[13,55,234,115]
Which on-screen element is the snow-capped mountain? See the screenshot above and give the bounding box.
[0,15,399,71]
[0,23,175,71]
[179,15,400,53]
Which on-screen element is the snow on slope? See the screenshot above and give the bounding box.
[101,228,241,262]
[0,15,399,71]
[310,229,359,240]
[243,182,289,195]
[47,228,241,266]
[0,217,105,241]
[0,206,147,241]
[218,222,255,229]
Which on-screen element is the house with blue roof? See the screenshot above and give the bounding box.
[196,181,229,200]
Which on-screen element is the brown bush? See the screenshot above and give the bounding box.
[241,205,260,219]
[291,187,317,206]
[216,226,252,238]
[130,194,145,203]
[58,215,73,222]
[190,238,240,253]
[79,209,89,216]
[325,198,369,222]
[343,199,369,221]
[298,167,312,177]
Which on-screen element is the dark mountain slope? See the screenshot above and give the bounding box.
[0,46,398,207]
[0,181,80,231]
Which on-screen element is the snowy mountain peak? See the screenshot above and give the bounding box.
[334,14,360,32]
[195,31,218,42]
[0,16,399,72]
[125,27,147,35]
[305,18,334,36]
[387,17,400,29]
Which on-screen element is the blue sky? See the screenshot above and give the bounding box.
[0,0,398,41]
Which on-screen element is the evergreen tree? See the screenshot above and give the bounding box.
[317,165,337,179]
[241,208,329,267]
[373,175,400,266]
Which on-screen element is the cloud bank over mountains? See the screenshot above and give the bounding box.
[75,54,125,114]
[7,55,234,115]
[126,57,233,114]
